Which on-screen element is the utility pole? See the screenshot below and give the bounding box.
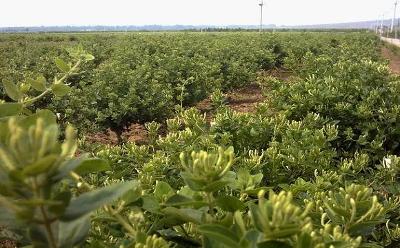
[391,0,398,33]
[259,0,264,32]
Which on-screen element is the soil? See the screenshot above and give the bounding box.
[84,69,292,146]
[85,129,120,145]
[196,69,294,120]
[0,226,17,248]
[225,83,264,113]
[85,124,149,146]
[381,45,400,74]
[0,240,17,248]
[121,123,149,144]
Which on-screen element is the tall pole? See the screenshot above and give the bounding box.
[259,0,264,32]
[381,14,385,36]
[391,1,398,33]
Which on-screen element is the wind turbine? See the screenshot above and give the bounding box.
[259,0,264,32]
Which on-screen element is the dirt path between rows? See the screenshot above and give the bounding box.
[380,37,400,74]
[85,69,292,146]
[85,83,267,146]
[196,83,264,114]
[381,45,400,74]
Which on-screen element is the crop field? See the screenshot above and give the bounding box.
[1,31,400,248]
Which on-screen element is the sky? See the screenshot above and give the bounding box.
[0,0,398,27]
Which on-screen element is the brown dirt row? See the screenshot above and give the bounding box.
[196,83,264,114]
[84,82,266,146]
[84,69,293,146]
[381,45,400,74]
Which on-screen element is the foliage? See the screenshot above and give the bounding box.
[1,31,400,248]
[0,50,137,247]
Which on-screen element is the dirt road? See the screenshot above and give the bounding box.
[380,37,400,74]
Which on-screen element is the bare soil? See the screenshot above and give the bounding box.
[0,240,17,248]
[85,124,148,146]
[0,226,17,248]
[381,45,400,74]
[121,123,149,144]
[85,69,291,146]
[226,83,264,113]
[197,69,293,118]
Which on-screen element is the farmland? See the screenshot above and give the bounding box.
[1,31,400,248]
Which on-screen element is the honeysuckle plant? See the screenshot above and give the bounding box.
[0,49,138,247]
[1,32,399,248]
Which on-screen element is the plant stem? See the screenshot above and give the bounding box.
[115,213,137,237]
[23,59,82,107]
[105,206,137,237]
[40,205,58,248]
[206,192,215,219]
[23,89,51,107]
[33,178,57,248]
[69,171,93,192]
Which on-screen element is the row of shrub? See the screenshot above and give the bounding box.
[3,31,400,247]
[66,33,400,247]
[1,32,379,135]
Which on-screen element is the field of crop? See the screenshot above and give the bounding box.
[1,31,400,248]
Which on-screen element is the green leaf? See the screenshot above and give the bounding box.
[180,172,207,191]
[141,195,161,213]
[348,221,383,236]
[73,158,110,175]
[0,206,23,233]
[20,110,57,129]
[250,204,267,233]
[83,54,95,61]
[154,181,174,202]
[2,80,22,101]
[0,103,23,118]
[61,181,138,221]
[162,207,203,224]
[165,194,208,208]
[58,215,90,247]
[53,156,89,181]
[27,75,47,91]
[49,191,72,216]
[51,84,71,97]
[257,240,291,248]
[198,224,240,247]
[165,194,192,206]
[216,196,245,212]
[268,226,300,239]
[22,155,58,176]
[244,187,274,197]
[121,187,142,205]
[241,229,261,248]
[203,180,231,192]
[28,226,49,247]
[55,58,71,73]
[297,232,313,248]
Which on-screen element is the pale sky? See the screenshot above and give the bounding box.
[0,0,398,27]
